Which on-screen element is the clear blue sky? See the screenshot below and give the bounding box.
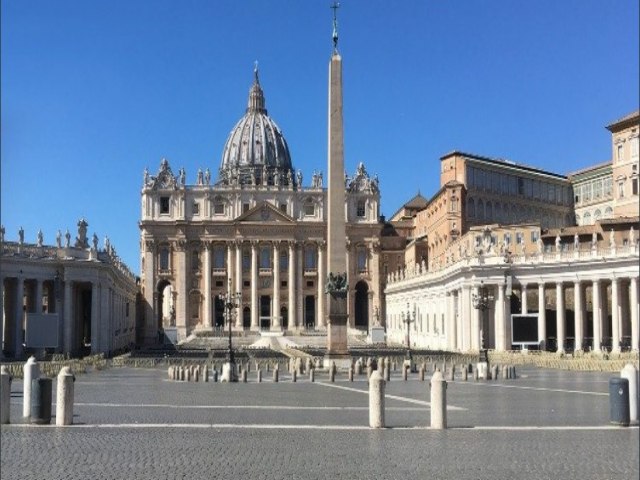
[2,0,638,274]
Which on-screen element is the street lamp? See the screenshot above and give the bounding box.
[401,302,416,371]
[472,281,494,363]
[218,281,242,382]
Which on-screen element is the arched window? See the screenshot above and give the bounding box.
[159,246,170,271]
[477,199,484,221]
[604,206,613,218]
[356,200,366,218]
[594,209,602,222]
[575,214,581,225]
[485,201,493,221]
[583,211,592,225]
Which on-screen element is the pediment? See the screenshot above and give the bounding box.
[236,201,294,223]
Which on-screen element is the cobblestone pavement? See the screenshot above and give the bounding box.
[1,365,638,479]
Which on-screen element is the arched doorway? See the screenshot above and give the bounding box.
[355,281,369,329]
[157,280,174,329]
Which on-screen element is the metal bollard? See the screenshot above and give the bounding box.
[369,370,385,428]
[609,377,630,426]
[461,367,468,381]
[1,365,12,424]
[257,369,262,383]
[502,365,508,380]
[273,368,279,383]
[23,356,40,418]
[621,363,638,424]
[384,366,390,382]
[56,367,75,426]
[212,369,218,382]
[419,366,425,382]
[292,370,297,382]
[186,368,191,382]
[448,366,455,382]
[193,369,200,382]
[241,369,247,383]
[203,365,209,382]
[473,368,479,381]
[430,370,447,429]
[491,365,498,380]
[310,368,315,383]
[348,367,354,382]
[30,377,52,425]
[510,365,516,379]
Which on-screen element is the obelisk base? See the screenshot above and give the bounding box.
[326,292,351,369]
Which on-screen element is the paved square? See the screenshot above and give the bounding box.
[1,365,638,479]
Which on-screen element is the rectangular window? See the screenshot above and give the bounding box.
[357,249,367,272]
[593,180,602,199]
[260,247,271,269]
[633,178,638,196]
[549,184,555,203]
[242,249,250,271]
[304,246,317,269]
[516,232,524,244]
[280,251,288,271]
[213,247,225,269]
[356,201,366,217]
[618,181,625,198]
[617,144,624,162]
[517,177,524,195]
[509,176,517,195]
[533,180,540,199]
[603,177,613,197]
[525,178,532,198]
[304,203,315,216]
[575,185,581,205]
[242,203,250,214]
[160,196,170,214]
[467,166,475,187]
[555,185,562,205]
[214,201,224,215]
[631,137,639,158]
[504,233,512,245]
[159,248,170,270]
[530,231,539,243]
[584,183,592,202]
[280,203,287,214]
[192,202,200,216]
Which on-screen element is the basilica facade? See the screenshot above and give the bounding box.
[139,68,383,343]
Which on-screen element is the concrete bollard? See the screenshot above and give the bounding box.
[348,367,353,382]
[473,367,479,381]
[430,370,447,429]
[310,368,315,383]
[257,369,262,383]
[369,370,385,428]
[273,368,279,383]
[23,356,40,418]
[355,360,363,376]
[402,365,408,381]
[448,365,455,382]
[419,366,425,382]
[1,365,12,424]
[168,366,173,380]
[621,363,638,424]
[501,365,508,380]
[491,365,498,381]
[510,366,516,379]
[392,361,397,372]
[212,369,218,382]
[461,367,468,381]
[193,369,200,382]
[203,365,209,382]
[56,367,75,426]
[384,366,390,382]
[241,369,247,383]
[292,370,297,382]
[186,368,191,382]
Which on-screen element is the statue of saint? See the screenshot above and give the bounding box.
[143,167,149,186]
[204,168,211,185]
[555,234,561,252]
[536,236,543,254]
[574,233,579,251]
[296,170,303,188]
[179,167,186,186]
[92,233,99,251]
[591,232,598,249]
[0,225,4,243]
[197,169,203,185]
[609,228,616,248]
[37,230,44,247]
[630,226,636,245]
[65,229,71,248]
[56,230,62,248]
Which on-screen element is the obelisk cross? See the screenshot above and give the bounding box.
[331,1,340,51]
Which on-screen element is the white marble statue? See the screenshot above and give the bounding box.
[591,231,598,249]
[609,228,616,248]
[0,225,4,243]
[574,233,579,251]
[18,226,24,244]
[92,233,98,251]
[555,234,561,252]
[65,229,71,248]
[56,230,62,248]
[37,230,43,247]
[536,236,543,254]
[630,226,636,245]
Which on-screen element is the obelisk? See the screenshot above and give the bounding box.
[325,3,350,364]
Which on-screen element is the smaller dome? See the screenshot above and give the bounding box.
[218,65,293,186]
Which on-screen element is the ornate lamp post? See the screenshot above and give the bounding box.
[472,281,494,363]
[218,280,242,382]
[401,302,416,371]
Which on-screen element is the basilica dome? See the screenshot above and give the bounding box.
[218,66,293,186]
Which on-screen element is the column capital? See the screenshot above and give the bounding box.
[173,239,187,252]
[144,239,155,251]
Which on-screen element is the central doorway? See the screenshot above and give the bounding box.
[260,295,271,330]
[355,281,369,329]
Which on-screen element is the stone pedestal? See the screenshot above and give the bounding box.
[476,361,488,380]
[369,326,385,344]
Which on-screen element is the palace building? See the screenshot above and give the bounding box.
[139,67,384,344]
[384,111,639,354]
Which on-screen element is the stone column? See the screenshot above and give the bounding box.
[461,285,471,351]
[90,282,100,354]
[610,278,620,352]
[456,289,463,350]
[592,280,602,351]
[0,277,4,357]
[288,241,296,330]
[235,241,243,328]
[272,242,280,329]
[203,242,212,328]
[495,284,505,351]
[471,286,480,351]
[538,283,546,348]
[175,241,188,338]
[63,278,72,356]
[317,241,326,328]
[449,291,457,350]
[521,284,528,314]
[143,240,156,344]
[556,282,565,353]
[14,278,24,358]
[630,276,638,351]
[574,281,584,351]
[250,241,258,329]
[35,280,43,314]
[227,242,234,297]
[296,243,304,327]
